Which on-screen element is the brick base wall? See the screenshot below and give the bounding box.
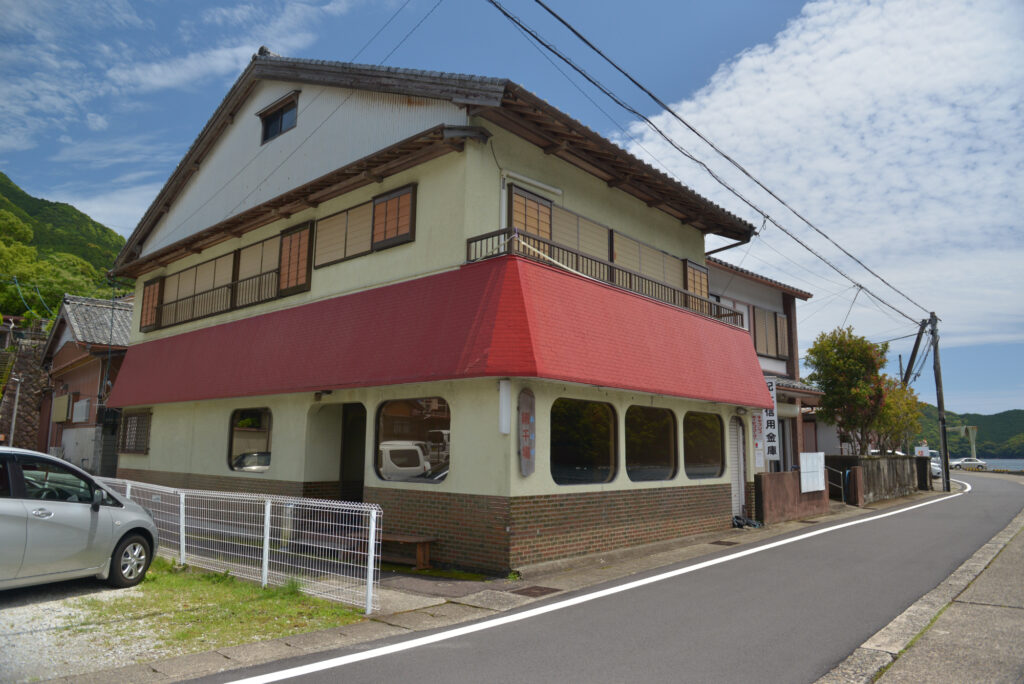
[364,487,509,574]
[509,484,732,567]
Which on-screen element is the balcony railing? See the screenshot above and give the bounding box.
[467,229,743,327]
[159,270,279,328]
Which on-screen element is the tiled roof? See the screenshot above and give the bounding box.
[61,295,133,347]
[769,376,824,395]
[109,256,772,409]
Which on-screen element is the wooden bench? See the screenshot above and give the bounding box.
[381,533,437,570]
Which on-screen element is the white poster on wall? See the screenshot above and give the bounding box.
[752,413,765,468]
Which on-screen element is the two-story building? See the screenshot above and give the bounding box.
[707,258,822,475]
[108,51,774,573]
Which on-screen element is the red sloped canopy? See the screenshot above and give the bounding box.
[108,256,772,409]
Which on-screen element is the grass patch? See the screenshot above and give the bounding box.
[380,562,490,581]
[67,558,363,655]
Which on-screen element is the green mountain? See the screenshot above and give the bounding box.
[0,171,125,270]
[0,172,129,319]
[913,404,1024,460]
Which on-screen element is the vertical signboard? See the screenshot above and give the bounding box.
[518,389,535,477]
[763,379,779,462]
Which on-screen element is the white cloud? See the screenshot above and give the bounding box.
[50,135,183,169]
[86,113,109,131]
[620,0,1024,358]
[202,4,261,26]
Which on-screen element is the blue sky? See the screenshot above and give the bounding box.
[0,0,1021,414]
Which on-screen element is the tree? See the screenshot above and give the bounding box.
[804,327,888,455]
[872,375,921,455]
[0,209,33,245]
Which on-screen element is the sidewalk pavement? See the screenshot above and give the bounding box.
[49,478,1024,684]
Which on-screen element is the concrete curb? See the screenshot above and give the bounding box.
[815,503,1024,683]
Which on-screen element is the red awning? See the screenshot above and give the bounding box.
[109,256,772,409]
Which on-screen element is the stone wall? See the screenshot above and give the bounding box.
[0,340,46,449]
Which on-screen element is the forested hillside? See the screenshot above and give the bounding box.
[913,405,1023,460]
[0,172,129,319]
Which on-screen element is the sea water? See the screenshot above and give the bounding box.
[984,458,1024,471]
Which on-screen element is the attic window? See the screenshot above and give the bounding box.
[258,90,299,144]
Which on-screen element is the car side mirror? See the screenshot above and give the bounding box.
[91,488,103,512]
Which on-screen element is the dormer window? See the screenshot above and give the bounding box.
[257,90,299,144]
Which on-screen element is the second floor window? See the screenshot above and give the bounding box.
[139,223,313,332]
[753,307,789,359]
[259,91,299,144]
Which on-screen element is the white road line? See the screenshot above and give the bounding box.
[230,487,968,684]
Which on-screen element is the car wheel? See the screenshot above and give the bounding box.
[108,533,151,587]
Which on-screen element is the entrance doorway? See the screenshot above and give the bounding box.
[729,416,746,517]
[339,403,366,502]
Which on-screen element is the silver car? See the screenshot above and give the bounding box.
[0,448,158,591]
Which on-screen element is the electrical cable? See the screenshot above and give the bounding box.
[484,0,920,326]
[350,0,415,61]
[841,286,862,327]
[533,0,931,318]
[32,283,53,315]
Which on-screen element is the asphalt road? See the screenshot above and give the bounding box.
[206,473,1024,684]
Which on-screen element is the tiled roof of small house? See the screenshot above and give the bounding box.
[60,295,133,347]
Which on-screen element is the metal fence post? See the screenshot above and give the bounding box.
[261,499,272,588]
[365,508,378,615]
[179,491,187,565]
[125,482,132,499]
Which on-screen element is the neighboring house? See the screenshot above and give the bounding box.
[107,51,774,573]
[707,257,824,475]
[40,295,132,476]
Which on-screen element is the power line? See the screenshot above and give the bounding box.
[350,0,416,61]
[484,0,920,326]
[532,0,931,318]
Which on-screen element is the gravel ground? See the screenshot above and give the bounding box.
[0,579,167,683]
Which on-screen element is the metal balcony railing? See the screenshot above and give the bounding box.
[158,270,279,328]
[467,229,744,327]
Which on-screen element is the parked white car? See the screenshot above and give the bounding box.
[378,441,432,481]
[0,448,158,591]
[950,457,987,470]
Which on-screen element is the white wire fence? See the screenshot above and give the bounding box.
[97,477,382,613]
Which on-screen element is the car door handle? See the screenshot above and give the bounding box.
[32,508,54,519]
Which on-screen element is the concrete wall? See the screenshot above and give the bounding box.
[825,455,918,505]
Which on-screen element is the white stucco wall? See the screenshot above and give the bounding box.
[144,82,468,257]
[120,377,752,498]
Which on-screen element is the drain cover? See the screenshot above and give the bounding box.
[511,585,562,597]
[710,540,739,546]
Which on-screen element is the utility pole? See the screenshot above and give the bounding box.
[9,374,22,447]
[930,313,951,492]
